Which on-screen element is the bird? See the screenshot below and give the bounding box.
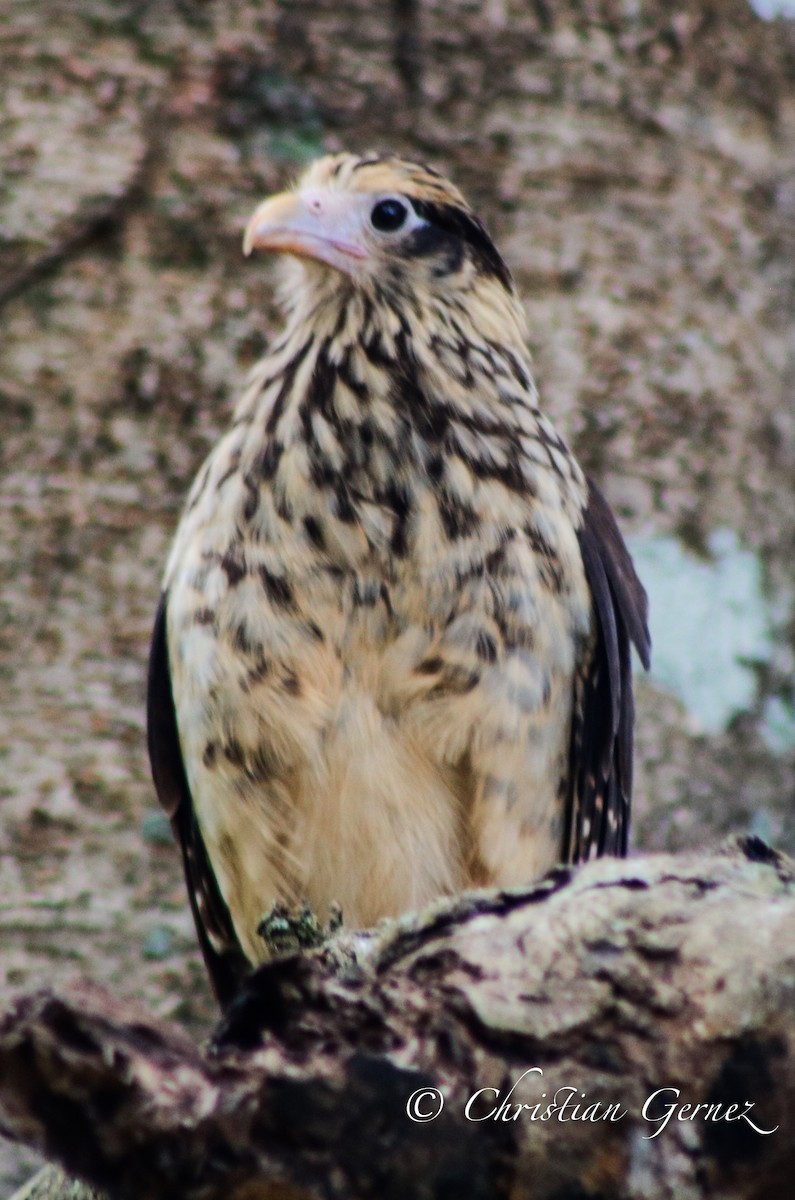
[147,151,651,1008]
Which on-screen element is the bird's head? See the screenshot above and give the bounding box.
[243,152,523,339]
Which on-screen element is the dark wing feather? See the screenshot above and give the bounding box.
[147,595,250,1008]
[564,477,651,862]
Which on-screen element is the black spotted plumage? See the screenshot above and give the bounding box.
[147,151,650,1008]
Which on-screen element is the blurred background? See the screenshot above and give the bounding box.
[1,0,794,1188]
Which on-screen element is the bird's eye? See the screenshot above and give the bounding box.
[370,198,409,233]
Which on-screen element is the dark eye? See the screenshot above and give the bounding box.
[371,198,409,233]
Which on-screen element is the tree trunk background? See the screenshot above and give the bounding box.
[1,0,795,1193]
[2,841,795,1200]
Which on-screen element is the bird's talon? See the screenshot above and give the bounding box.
[256,900,341,957]
[328,900,344,933]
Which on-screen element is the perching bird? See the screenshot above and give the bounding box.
[147,152,650,1007]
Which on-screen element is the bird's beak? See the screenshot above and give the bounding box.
[243,189,369,274]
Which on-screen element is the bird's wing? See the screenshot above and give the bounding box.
[147,595,251,1008]
[565,477,651,862]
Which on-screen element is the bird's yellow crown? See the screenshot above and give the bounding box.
[295,151,471,209]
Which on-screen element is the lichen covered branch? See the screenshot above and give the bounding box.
[1,840,794,1200]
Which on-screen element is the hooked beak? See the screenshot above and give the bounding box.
[243,189,369,275]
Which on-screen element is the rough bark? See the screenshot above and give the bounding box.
[2,839,794,1200]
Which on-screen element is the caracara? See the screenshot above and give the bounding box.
[147,152,650,1007]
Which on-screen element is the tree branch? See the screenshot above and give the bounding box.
[2,839,794,1200]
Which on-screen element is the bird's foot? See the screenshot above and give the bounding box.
[256,899,343,958]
